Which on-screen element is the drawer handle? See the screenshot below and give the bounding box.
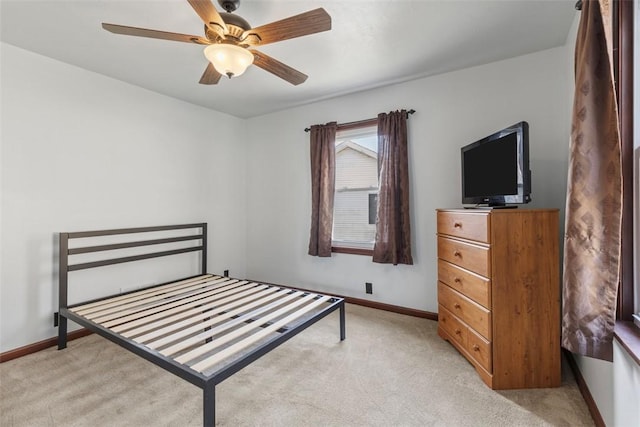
[454,303,461,309]
[454,277,461,283]
[472,344,480,352]
[453,250,461,257]
[455,329,462,335]
[453,222,462,228]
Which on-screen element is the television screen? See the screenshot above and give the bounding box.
[461,122,531,207]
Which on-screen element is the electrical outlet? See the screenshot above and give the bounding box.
[365,282,373,294]
[223,269,229,277]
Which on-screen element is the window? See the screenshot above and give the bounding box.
[368,193,378,225]
[332,124,378,252]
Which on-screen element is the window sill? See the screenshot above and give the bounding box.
[331,246,373,256]
[614,321,640,366]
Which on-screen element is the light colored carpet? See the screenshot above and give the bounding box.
[1,304,593,426]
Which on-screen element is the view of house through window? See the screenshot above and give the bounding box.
[332,124,378,250]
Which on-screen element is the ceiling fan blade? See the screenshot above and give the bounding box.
[102,23,209,44]
[199,63,222,85]
[250,50,308,85]
[187,0,227,37]
[242,8,331,46]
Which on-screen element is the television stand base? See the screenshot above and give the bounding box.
[463,205,518,210]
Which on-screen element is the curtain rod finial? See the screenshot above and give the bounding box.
[575,0,582,11]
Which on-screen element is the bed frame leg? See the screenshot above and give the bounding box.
[339,302,346,341]
[58,315,68,350]
[203,383,215,427]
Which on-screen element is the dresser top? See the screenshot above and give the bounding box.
[437,208,559,213]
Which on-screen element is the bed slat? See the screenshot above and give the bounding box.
[71,275,214,312]
[115,284,275,336]
[136,287,286,345]
[190,295,331,373]
[79,277,240,320]
[171,292,316,363]
[96,281,256,328]
[154,290,304,356]
[73,276,226,316]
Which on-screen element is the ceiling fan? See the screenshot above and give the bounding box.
[102,0,331,85]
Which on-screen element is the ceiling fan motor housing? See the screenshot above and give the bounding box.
[205,13,249,42]
[221,12,251,34]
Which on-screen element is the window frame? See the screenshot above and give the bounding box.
[616,0,634,322]
[613,0,639,364]
[331,119,378,255]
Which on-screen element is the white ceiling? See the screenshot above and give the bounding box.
[0,0,578,118]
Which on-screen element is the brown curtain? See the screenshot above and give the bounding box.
[308,122,337,257]
[373,110,413,265]
[561,0,622,362]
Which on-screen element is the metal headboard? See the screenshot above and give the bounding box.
[57,223,207,348]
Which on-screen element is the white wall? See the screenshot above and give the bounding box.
[575,341,640,427]
[244,45,571,311]
[612,341,640,426]
[0,43,248,352]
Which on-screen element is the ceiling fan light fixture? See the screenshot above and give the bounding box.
[203,44,254,78]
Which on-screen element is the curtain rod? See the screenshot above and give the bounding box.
[304,109,416,132]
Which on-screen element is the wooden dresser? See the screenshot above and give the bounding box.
[436,208,561,389]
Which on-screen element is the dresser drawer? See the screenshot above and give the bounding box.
[438,260,491,309]
[438,282,491,340]
[467,327,492,373]
[437,236,490,277]
[438,304,467,348]
[437,211,490,243]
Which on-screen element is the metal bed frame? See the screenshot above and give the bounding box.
[56,223,345,427]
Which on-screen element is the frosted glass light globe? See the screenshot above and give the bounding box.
[203,44,254,78]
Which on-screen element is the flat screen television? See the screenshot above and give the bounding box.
[461,121,531,208]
